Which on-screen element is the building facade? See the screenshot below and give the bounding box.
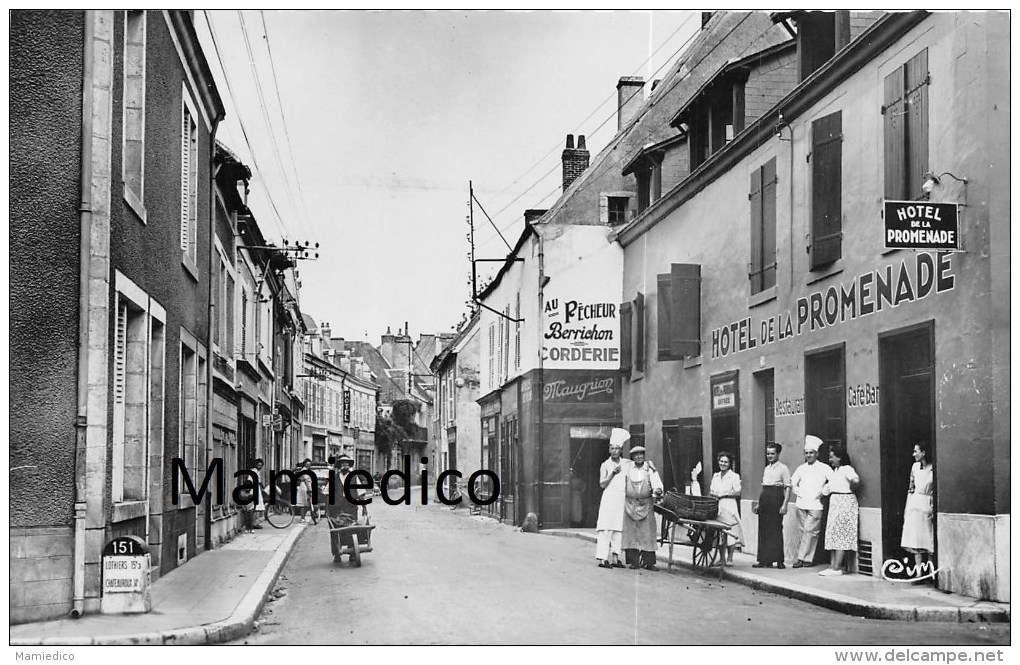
[10,10,225,621]
[614,11,1009,601]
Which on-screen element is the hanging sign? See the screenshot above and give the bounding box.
[884,200,960,250]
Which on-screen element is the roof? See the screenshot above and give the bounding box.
[670,38,796,127]
[301,313,317,332]
[337,340,408,405]
[621,132,688,176]
[430,312,480,373]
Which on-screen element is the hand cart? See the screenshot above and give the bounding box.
[655,503,733,579]
[327,515,375,567]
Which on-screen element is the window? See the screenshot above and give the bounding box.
[179,339,198,505]
[681,73,747,171]
[180,94,199,270]
[608,197,629,225]
[749,157,777,293]
[794,11,851,82]
[656,264,701,360]
[810,111,842,269]
[883,49,929,201]
[240,289,249,358]
[636,161,662,213]
[112,271,164,508]
[122,10,146,219]
[487,322,495,389]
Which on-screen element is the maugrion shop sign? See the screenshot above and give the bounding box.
[710,251,956,360]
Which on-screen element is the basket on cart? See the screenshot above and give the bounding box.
[659,490,718,521]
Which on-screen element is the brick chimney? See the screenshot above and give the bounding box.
[617,76,645,131]
[320,321,331,341]
[561,134,589,192]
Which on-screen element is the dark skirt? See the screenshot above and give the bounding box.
[757,485,786,565]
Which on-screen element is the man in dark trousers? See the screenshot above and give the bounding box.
[328,454,368,563]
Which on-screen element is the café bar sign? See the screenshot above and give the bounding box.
[884,200,960,250]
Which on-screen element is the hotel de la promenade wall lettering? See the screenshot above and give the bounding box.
[710,250,956,418]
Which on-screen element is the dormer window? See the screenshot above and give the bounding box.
[672,66,749,171]
[773,10,852,82]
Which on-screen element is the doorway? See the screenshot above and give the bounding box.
[879,322,936,567]
[710,372,741,474]
[805,344,846,563]
[662,418,704,495]
[568,438,606,528]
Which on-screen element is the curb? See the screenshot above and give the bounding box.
[539,529,1009,624]
[11,524,307,646]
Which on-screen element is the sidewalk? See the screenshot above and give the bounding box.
[542,527,1010,624]
[10,521,306,646]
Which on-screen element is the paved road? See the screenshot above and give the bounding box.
[238,499,1010,645]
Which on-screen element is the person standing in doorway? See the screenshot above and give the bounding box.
[595,428,632,569]
[901,443,935,581]
[752,443,791,568]
[622,445,664,570]
[791,435,833,568]
[819,445,860,576]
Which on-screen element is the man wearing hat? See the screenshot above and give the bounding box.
[594,428,633,569]
[622,443,664,570]
[790,435,834,568]
[328,453,368,563]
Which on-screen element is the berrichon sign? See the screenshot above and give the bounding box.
[709,251,956,360]
[884,200,960,250]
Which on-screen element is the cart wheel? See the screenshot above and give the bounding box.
[350,533,362,567]
[691,527,719,568]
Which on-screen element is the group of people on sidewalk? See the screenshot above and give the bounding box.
[594,428,665,570]
[593,427,936,579]
[753,436,935,579]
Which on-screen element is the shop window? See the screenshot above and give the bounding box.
[656,264,701,361]
[883,49,929,201]
[749,158,777,294]
[810,111,843,269]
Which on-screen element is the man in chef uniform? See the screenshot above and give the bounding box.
[594,428,633,569]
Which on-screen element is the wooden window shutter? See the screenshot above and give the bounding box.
[634,292,645,372]
[670,263,702,358]
[656,273,672,361]
[748,166,763,293]
[619,301,632,376]
[811,111,842,268]
[180,106,191,251]
[761,158,777,291]
[905,49,929,201]
[114,302,128,404]
[883,65,906,200]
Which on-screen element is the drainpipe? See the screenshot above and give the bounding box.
[536,230,545,527]
[205,120,220,550]
[71,10,96,618]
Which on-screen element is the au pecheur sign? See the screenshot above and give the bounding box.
[884,200,960,250]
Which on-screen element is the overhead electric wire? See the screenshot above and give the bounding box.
[475,13,706,252]
[204,10,292,241]
[475,11,764,253]
[237,10,312,241]
[485,12,699,206]
[259,10,316,237]
[471,192,513,252]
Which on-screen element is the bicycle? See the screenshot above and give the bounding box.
[264,488,295,528]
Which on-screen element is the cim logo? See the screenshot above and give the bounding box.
[881,557,940,583]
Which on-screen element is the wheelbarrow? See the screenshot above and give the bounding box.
[327,515,375,567]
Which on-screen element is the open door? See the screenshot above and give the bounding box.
[880,323,935,569]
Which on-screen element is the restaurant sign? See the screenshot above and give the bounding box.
[884,201,960,250]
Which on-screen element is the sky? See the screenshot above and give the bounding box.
[195,10,701,343]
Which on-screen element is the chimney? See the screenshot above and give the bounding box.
[524,209,547,225]
[561,134,590,192]
[617,77,645,131]
[320,321,331,340]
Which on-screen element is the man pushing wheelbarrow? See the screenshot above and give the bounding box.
[327,454,375,567]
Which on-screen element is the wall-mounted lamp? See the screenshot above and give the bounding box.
[922,171,968,194]
[775,112,791,142]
